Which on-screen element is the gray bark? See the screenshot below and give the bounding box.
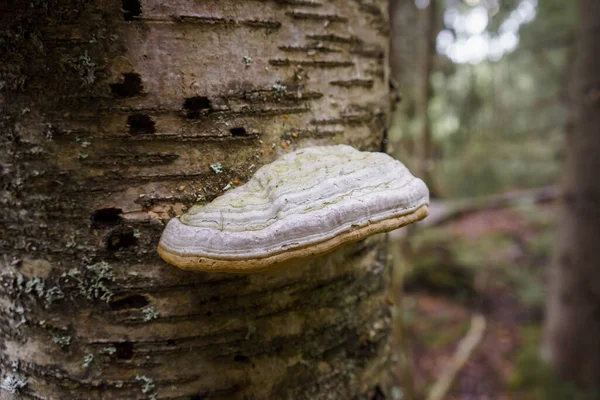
[0,0,395,398]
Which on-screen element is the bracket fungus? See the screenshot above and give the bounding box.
[158,145,429,273]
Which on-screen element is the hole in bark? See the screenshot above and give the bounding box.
[189,395,206,400]
[230,127,248,137]
[114,342,134,359]
[234,354,251,363]
[110,295,149,311]
[370,385,386,400]
[167,340,176,346]
[110,73,143,97]
[106,227,136,250]
[183,96,212,119]
[127,114,156,135]
[91,208,122,228]
[122,0,141,21]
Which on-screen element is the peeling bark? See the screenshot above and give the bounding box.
[0,0,395,398]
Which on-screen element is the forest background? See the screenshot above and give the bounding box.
[388,1,586,399]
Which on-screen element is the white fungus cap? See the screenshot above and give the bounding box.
[158,145,429,272]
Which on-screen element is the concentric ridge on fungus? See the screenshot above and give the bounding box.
[158,145,429,272]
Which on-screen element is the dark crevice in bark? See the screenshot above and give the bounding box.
[110,295,149,311]
[127,113,156,135]
[279,45,341,53]
[285,11,348,22]
[122,0,142,21]
[110,73,144,97]
[234,354,251,363]
[106,226,137,251]
[114,271,384,325]
[114,342,135,359]
[90,208,122,229]
[330,79,375,88]
[184,96,213,119]
[171,15,282,31]
[118,275,246,293]
[306,34,363,44]
[269,59,354,68]
[83,152,180,168]
[230,127,249,137]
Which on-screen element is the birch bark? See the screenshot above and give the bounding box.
[0,1,394,398]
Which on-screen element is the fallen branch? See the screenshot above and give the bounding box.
[426,314,487,400]
[423,185,558,227]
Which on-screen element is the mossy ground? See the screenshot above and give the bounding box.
[394,199,599,399]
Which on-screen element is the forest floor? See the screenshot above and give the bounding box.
[396,197,562,400]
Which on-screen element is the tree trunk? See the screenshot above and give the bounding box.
[544,0,600,387]
[415,0,436,187]
[0,1,395,399]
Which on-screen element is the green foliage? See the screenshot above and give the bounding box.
[504,265,544,308]
[407,200,556,312]
[419,317,471,348]
[405,227,482,303]
[425,47,567,197]
[404,244,477,303]
[390,0,577,199]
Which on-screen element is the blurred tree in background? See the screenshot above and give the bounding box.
[545,0,600,390]
[390,0,577,199]
[388,1,597,398]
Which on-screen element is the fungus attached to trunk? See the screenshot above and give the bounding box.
[157,145,429,272]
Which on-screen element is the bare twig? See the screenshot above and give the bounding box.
[426,314,487,400]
